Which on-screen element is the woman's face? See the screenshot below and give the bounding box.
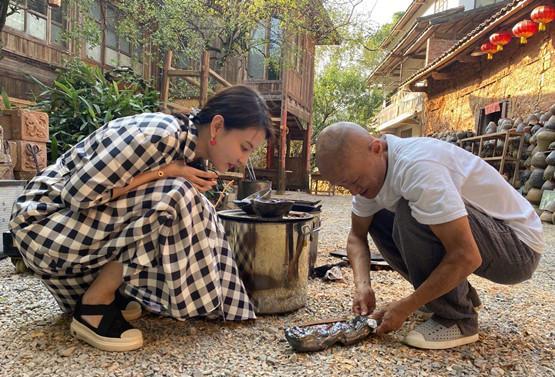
[208,121,266,173]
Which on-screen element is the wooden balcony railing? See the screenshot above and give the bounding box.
[375,92,425,130]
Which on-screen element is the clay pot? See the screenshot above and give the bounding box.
[540,112,551,124]
[549,141,555,150]
[524,179,532,194]
[521,169,532,182]
[515,122,526,132]
[546,201,555,213]
[531,152,548,168]
[547,151,555,165]
[529,168,545,189]
[531,124,542,135]
[527,188,543,204]
[536,129,555,150]
[540,211,553,223]
[546,115,555,131]
[524,157,532,168]
[485,121,497,134]
[542,179,555,191]
[527,114,540,125]
[530,134,537,145]
[544,165,555,180]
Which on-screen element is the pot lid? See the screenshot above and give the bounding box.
[218,209,314,223]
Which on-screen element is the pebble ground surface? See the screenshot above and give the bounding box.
[0,192,553,377]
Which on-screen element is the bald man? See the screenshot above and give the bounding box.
[315,122,543,349]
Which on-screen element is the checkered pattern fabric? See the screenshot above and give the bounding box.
[9,112,255,321]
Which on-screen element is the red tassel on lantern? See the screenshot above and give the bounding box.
[531,5,555,31]
[512,20,539,44]
[489,31,512,51]
[480,41,498,60]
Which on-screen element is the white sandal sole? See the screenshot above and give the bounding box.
[403,331,479,350]
[70,319,143,352]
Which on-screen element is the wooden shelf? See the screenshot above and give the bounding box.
[458,130,525,187]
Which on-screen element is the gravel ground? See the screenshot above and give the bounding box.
[1,192,554,377]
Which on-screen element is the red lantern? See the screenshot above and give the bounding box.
[512,20,539,44]
[531,5,555,31]
[489,31,512,51]
[480,41,498,60]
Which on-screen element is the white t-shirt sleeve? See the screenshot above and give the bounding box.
[352,195,380,218]
[401,161,468,224]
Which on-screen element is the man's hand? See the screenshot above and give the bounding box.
[371,299,413,335]
[352,284,376,316]
[167,162,218,193]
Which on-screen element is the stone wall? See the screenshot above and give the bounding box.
[424,28,555,134]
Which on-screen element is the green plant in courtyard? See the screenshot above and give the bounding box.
[31,60,159,162]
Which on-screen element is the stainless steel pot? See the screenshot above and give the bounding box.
[219,209,315,314]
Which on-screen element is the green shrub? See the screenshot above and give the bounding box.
[31,59,160,162]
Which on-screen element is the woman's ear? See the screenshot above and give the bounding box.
[210,115,225,139]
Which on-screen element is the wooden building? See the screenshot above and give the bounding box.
[368,0,509,136]
[1,1,336,192]
[401,0,555,135]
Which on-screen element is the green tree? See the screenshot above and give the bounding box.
[312,11,404,139]
[313,62,382,137]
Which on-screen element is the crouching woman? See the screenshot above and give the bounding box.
[10,85,273,351]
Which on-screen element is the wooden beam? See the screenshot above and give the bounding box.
[199,51,210,107]
[168,69,200,77]
[208,68,232,87]
[431,71,451,80]
[456,55,480,64]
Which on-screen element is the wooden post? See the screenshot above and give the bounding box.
[304,118,313,192]
[160,50,173,112]
[278,104,287,194]
[199,51,210,107]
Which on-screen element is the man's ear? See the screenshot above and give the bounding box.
[210,115,225,139]
[369,138,382,154]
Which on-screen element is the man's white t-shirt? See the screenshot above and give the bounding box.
[352,135,544,254]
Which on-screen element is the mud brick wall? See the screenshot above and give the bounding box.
[424,28,555,135]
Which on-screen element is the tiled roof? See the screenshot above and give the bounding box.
[402,0,533,87]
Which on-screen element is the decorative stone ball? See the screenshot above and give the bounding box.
[546,150,555,165]
[545,115,555,131]
[529,168,546,189]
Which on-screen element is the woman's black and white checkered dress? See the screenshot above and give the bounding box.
[9,112,256,321]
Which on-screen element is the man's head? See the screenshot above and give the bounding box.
[315,122,388,198]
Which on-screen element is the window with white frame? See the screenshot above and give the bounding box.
[5,0,67,48]
[434,0,448,13]
[85,0,143,71]
[475,0,504,7]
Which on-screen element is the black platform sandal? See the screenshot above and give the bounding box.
[115,290,142,321]
[70,299,143,352]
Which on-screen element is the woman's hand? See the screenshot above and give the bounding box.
[166,162,218,193]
